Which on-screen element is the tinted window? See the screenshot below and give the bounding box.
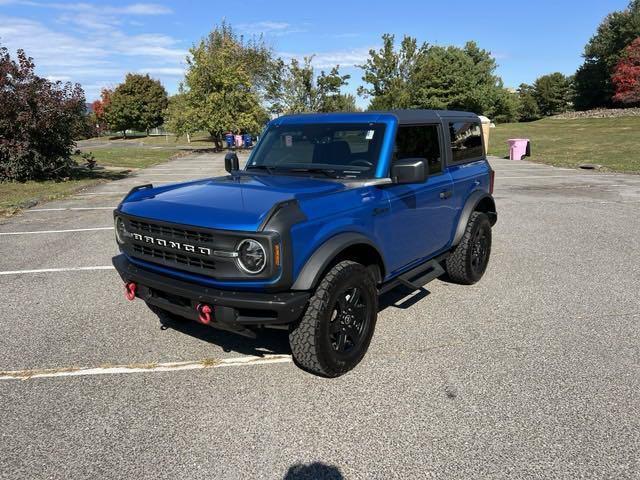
[248,123,386,179]
[449,122,483,162]
[393,125,442,175]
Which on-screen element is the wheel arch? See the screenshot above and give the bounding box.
[452,191,497,247]
[291,233,386,291]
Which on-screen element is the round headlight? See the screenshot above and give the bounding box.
[236,239,266,274]
[114,216,127,244]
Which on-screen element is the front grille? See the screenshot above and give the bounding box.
[124,217,219,276]
[133,244,216,271]
[129,219,213,243]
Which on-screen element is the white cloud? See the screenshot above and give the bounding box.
[279,47,373,68]
[0,13,186,100]
[46,74,71,81]
[237,21,306,36]
[11,1,172,15]
[137,67,185,76]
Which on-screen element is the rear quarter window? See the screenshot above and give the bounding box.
[449,122,483,163]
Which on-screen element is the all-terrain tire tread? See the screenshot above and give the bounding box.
[445,211,490,285]
[289,260,374,377]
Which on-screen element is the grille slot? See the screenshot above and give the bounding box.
[133,244,216,270]
[129,219,213,243]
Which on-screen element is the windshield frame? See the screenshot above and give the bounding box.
[245,122,388,180]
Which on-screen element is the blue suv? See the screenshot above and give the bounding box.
[113,110,497,377]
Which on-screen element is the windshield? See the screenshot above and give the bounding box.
[246,123,386,179]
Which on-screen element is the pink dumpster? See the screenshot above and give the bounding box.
[234,134,243,148]
[507,138,530,160]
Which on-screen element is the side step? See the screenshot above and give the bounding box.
[378,256,446,296]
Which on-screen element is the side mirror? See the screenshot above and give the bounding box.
[224,152,240,174]
[391,158,427,184]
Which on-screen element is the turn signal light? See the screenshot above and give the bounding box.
[274,244,281,267]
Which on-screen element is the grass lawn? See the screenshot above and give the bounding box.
[488,116,640,173]
[73,146,184,169]
[0,171,126,217]
[1,140,186,217]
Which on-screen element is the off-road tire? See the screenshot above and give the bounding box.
[289,260,378,377]
[445,211,492,285]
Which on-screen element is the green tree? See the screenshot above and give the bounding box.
[533,73,573,116]
[164,93,198,142]
[358,36,519,122]
[267,57,356,114]
[182,23,269,148]
[517,83,540,121]
[574,0,640,109]
[357,34,424,109]
[105,73,168,136]
[316,66,357,112]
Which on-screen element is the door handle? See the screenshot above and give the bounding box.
[439,190,453,200]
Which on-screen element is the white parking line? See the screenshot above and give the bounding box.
[498,174,615,179]
[76,192,128,196]
[0,227,113,236]
[0,266,115,275]
[27,207,116,212]
[0,354,292,380]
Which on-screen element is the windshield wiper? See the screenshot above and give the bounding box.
[285,167,340,178]
[245,164,274,174]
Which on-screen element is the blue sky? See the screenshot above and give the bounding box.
[0,0,630,107]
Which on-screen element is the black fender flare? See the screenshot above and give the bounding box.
[452,191,497,247]
[291,233,385,291]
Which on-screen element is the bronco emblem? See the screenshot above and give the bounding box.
[131,233,212,256]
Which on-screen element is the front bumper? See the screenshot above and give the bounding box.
[112,255,309,331]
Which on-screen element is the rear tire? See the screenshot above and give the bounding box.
[445,211,492,285]
[289,260,378,377]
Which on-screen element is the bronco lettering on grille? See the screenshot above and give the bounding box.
[131,233,212,256]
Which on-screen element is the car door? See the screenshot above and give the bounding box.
[379,123,457,276]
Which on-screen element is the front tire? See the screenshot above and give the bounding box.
[445,211,492,285]
[289,260,378,377]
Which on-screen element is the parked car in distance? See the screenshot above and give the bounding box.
[113,110,497,377]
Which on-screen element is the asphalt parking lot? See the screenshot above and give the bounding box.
[1,152,639,479]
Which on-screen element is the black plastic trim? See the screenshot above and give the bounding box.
[260,200,307,291]
[291,232,386,291]
[113,254,309,326]
[452,191,497,246]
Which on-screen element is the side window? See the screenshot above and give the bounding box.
[449,122,483,162]
[393,125,442,175]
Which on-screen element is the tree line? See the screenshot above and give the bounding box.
[2,1,640,182]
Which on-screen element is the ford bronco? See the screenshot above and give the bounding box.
[113,110,497,377]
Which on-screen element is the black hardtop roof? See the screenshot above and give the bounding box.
[376,109,480,124]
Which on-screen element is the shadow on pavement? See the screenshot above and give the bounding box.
[154,310,291,357]
[284,462,344,480]
[379,286,431,311]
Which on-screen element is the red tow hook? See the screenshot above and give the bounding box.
[125,282,137,301]
[196,303,213,324]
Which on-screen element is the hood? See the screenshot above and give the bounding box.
[119,173,347,231]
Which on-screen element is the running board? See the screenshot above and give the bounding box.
[378,257,446,295]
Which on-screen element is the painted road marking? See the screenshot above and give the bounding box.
[0,227,113,236]
[27,207,117,212]
[498,174,618,179]
[0,355,293,380]
[0,266,115,276]
[76,192,128,196]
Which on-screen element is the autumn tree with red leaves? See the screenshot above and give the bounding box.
[91,88,112,133]
[612,37,640,106]
[0,46,86,181]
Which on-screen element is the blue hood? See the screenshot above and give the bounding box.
[119,174,347,231]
